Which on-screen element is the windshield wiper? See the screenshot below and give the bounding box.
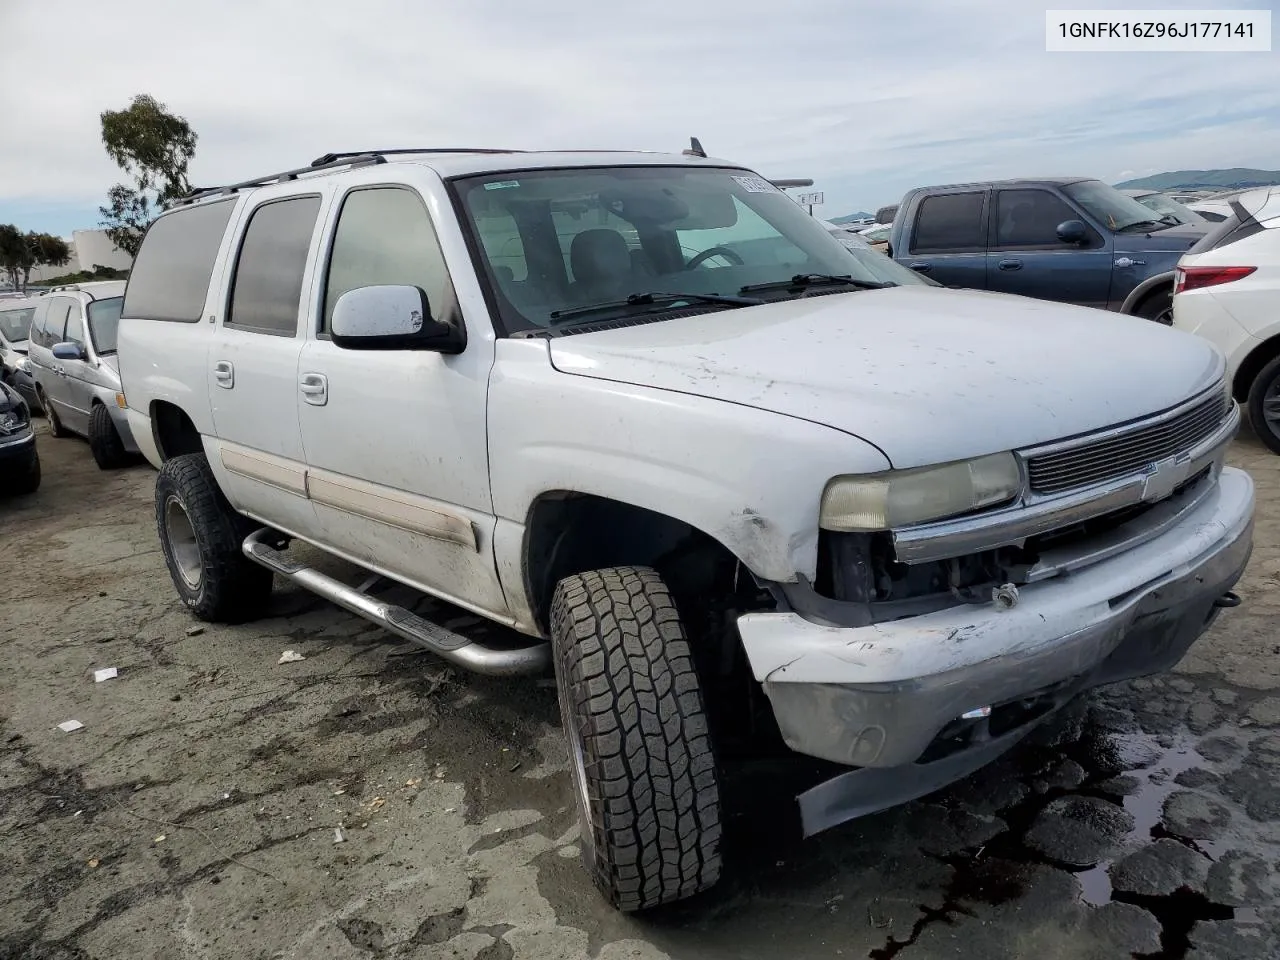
[548,291,761,324]
[739,273,894,294]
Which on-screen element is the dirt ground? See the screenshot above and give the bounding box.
[3,422,1280,960]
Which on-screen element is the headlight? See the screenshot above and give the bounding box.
[820,453,1021,531]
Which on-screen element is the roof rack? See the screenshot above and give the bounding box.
[175,153,386,206]
[310,147,524,166]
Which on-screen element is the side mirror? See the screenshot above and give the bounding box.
[1056,220,1089,245]
[330,285,464,354]
[52,341,86,360]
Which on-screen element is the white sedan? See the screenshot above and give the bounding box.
[1172,188,1280,451]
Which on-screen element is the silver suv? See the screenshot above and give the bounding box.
[27,281,139,469]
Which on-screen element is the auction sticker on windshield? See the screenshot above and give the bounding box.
[732,175,778,194]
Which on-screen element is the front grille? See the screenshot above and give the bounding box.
[1026,387,1229,495]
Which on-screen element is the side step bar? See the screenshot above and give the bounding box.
[242,529,550,676]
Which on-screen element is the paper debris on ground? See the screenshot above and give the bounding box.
[277,650,306,664]
[185,625,205,637]
[364,797,386,813]
[333,827,346,844]
[93,667,118,683]
[87,858,99,868]
[153,835,166,844]
[58,720,85,733]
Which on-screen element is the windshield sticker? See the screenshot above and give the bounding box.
[732,175,778,194]
[484,180,521,191]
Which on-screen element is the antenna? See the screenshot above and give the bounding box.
[683,137,707,158]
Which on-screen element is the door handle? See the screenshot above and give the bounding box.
[213,361,234,389]
[908,262,932,273]
[997,259,1023,271]
[299,373,328,406]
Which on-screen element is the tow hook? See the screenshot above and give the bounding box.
[1214,591,1242,609]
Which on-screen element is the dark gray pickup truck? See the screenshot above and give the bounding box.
[887,178,1208,324]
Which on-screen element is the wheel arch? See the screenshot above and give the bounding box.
[1232,333,1280,403]
[149,400,203,462]
[1120,271,1176,315]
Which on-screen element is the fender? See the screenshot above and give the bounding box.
[1120,270,1176,315]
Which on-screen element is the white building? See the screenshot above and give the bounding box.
[26,229,133,283]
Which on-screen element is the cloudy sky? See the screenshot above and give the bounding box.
[1,0,1277,237]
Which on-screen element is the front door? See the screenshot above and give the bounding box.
[900,190,990,290]
[34,296,75,422]
[297,184,510,620]
[207,193,325,539]
[57,299,94,434]
[986,188,1114,309]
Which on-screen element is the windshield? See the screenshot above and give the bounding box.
[454,166,908,333]
[826,228,931,285]
[0,306,34,343]
[1063,180,1174,232]
[1133,193,1202,225]
[87,297,123,354]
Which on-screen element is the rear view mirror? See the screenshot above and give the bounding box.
[52,341,86,360]
[330,285,464,354]
[1056,220,1089,245]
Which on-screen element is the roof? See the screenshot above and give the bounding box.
[174,148,750,208]
[907,177,1093,193]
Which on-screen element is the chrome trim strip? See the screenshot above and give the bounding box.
[891,400,1239,564]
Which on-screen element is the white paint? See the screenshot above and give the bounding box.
[738,467,1253,685]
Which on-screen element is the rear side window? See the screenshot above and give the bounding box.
[1188,202,1266,255]
[912,192,986,253]
[227,196,322,336]
[123,199,236,323]
[36,298,72,347]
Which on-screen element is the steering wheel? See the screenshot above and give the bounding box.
[685,246,746,270]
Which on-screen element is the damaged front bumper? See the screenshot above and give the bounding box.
[736,466,1254,837]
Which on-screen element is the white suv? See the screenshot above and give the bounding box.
[117,146,1254,911]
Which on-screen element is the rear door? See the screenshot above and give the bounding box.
[207,193,326,538]
[901,190,990,289]
[986,188,1113,308]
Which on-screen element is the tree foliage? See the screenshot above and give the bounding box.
[98,94,198,256]
[0,226,74,290]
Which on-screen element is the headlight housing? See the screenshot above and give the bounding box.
[820,453,1021,531]
[16,355,31,374]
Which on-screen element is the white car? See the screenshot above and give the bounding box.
[1173,188,1280,452]
[118,146,1252,912]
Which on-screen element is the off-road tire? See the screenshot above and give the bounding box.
[550,566,722,911]
[89,403,130,470]
[1135,287,1174,325]
[155,453,272,622]
[7,448,40,495]
[1247,353,1280,455]
[41,389,66,437]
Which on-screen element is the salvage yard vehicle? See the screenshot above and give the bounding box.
[0,380,40,495]
[0,298,41,412]
[1173,188,1280,452]
[26,282,139,469]
[888,177,1208,324]
[117,146,1253,913]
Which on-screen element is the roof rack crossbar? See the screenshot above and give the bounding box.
[310,148,525,166]
[176,154,386,206]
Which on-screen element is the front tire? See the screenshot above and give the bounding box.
[550,566,722,911]
[1247,354,1280,455]
[155,453,273,622]
[6,447,40,495]
[89,403,130,470]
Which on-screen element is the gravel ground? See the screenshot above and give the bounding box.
[3,422,1279,960]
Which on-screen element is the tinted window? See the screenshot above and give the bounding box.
[994,189,1081,247]
[39,298,72,347]
[63,303,86,346]
[123,199,236,323]
[88,297,124,354]
[0,306,34,343]
[227,196,322,336]
[912,193,986,252]
[1188,203,1267,255]
[322,187,456,332]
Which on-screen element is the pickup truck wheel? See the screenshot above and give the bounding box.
[89,403,130,470]
[550,566,722,911]
[1136,289,1173,325]
[1246,354,1280,455]
[155,453,273,622]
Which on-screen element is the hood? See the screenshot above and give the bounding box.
[548,287,1223,469]
[1118,222,1206,255]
